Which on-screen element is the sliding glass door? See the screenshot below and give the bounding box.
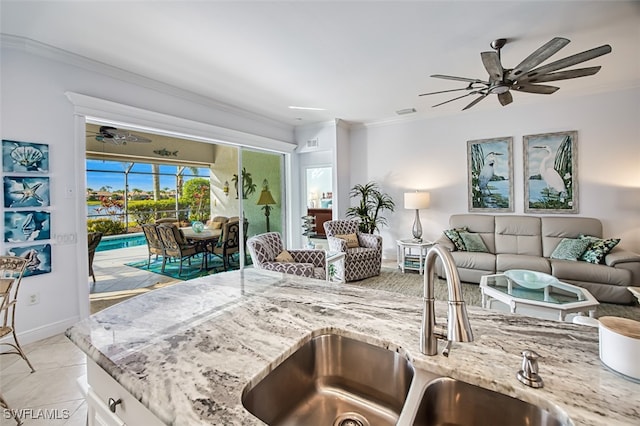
[240,148,285,245]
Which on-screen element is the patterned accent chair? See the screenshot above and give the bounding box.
[247,232,326,279]
[324,219,382,281]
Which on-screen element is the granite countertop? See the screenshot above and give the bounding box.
[66,269,639,425]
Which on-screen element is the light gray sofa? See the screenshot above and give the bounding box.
[435,214,640,304]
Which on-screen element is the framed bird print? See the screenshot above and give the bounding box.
[467,137,514,212]
[3,176,50,208]
[524,131,578,214]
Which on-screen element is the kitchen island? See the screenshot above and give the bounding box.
[66,269,639,425]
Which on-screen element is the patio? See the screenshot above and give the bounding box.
[91,245,178,293]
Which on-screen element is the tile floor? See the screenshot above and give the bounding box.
[1,245,169,426]
[0,334,88,426]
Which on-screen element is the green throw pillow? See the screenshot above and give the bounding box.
[444,227,468,251]
[459,232,488,252]
[579,235,620,264]
[550,238,590,261]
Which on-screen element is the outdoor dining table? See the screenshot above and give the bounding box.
[180,228,222,270]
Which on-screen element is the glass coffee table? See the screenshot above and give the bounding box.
[480,273,599,321]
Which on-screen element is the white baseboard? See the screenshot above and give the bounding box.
[12,316,82,345]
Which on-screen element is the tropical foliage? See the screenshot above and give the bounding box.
[346,181,395,234]
[181,178,211,221]
[87,218,125,235]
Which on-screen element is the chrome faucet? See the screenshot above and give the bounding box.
[421,244,474,356]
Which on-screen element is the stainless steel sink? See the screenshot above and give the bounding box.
[412,377,567,426]
[241,333,415,426]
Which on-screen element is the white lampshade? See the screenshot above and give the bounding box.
[404,191,430,210]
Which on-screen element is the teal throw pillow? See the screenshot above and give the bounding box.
[459,232,488,252]
[579,235,620,264]
[444,227,468,251]
[550,238,590,261]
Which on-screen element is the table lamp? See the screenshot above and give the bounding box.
[257,179,276,232]
[404,191,430,242]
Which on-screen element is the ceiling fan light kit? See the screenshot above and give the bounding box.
[420,37,612,110]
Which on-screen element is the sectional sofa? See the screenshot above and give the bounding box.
[434,214,640,304]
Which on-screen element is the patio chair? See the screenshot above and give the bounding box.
[87,232,103,283]
[207,219,246,271]
[0,256,35,373]
[247,232,326,279]
[141,224,165,268]
[324,219,382,281]
[156,224,201,275]
[206,216,228,230]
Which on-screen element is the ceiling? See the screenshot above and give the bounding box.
[1,1,639,126]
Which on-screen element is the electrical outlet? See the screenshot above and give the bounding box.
[28,293,40,305]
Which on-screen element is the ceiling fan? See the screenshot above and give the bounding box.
[419,37,612,110]
[87,126,152,145]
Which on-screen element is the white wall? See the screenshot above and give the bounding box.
[350,88,640,260]
[1,42,295,343]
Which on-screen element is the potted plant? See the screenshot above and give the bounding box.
[346,181,395,234]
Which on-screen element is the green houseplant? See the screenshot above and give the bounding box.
[346,181,395,234]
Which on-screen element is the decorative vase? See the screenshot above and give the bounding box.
[191,221,205,233]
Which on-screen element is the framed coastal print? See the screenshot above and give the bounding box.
[3,176,50,208]
[6,243,52,277]
[4,211,51,242]
[2,140,49,173]
[467,137,514,212]
[524,131,578,214]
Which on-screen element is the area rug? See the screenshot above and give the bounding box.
[125,254,240,281]
[351,267,640,321]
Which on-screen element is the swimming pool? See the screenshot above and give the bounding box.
[96,233,147,252]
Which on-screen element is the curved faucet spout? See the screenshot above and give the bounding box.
[421,244,474,356]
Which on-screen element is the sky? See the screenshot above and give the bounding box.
[86,159,209,192]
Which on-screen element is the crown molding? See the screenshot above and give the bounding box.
[1,33,293,133]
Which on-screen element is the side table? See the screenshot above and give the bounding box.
[396,239,434,275]
[326,251,346,283]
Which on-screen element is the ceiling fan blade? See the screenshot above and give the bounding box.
[511,83,559,94]
[517,66,601,83]
[519,44,612,79]
[431,74,489,85]
[419,86,476,96]
[498,91,513,106]
[431,91,481,108]
[462,93,489,110]
[481,51,503,81]
[124,134,152,143]
[507,37,570,79]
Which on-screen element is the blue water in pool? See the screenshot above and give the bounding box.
[96,234,147,252]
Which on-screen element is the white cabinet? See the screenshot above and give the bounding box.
[86,359,165,426]
[87,388,125,426]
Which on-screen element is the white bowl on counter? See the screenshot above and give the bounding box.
[598,316,640,382]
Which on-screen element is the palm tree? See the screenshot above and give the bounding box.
[346,182,395,234]
[152,164,161,201]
